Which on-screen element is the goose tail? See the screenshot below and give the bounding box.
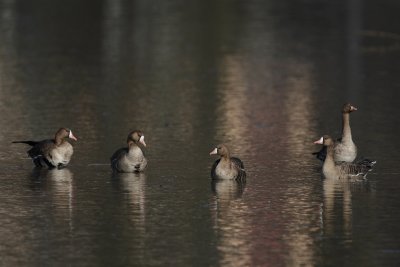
[12,141,38,146]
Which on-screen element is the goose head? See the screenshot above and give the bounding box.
[342,103,357,113]
[55,128,78,142]
[127,130,146,147]
[314,135,334,146]
[210,144,230,158]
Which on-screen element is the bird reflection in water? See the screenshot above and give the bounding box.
[322,176,371,242]
[210,178,251,267]
[211,179,246,201]
[28,168,74,232]
[29,168,73,193]
[111,172,146,225]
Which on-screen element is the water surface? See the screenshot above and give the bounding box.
[0,0,400,266]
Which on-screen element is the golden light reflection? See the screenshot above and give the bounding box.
[211,53,254,266]
[210,180,251,267]
[281,62,317,266]
[284,63,316,154]
[216,55,250,152]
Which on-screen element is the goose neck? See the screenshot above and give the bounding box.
[342,113,352,142]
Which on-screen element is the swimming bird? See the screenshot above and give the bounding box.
[314,135,375,179]
[111,130,147,173]
[13,128,77,169]
[314,103,358,162]
[210,144,246,181]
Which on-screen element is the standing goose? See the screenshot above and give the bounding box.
[13,128,78,169]
[314,103,358,162]
[210,144,246,181]
[111,130,147,173]
[314,135,375,179]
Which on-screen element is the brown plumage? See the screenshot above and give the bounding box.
[13,128,77,169]
[314,135,375,179]
[314,103,358,162]
[210,144,246,181]
[111,130,147,173]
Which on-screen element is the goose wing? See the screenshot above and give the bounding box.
[110,147,128,164]
[338,161,374,177]
[231,157,246,181]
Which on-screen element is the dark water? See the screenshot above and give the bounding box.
[0,0,400,266]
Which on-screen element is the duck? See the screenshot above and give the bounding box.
[111,130,147,173]
[314,135,375,179]
[314,103,358,162]
[210,144,246,181]
[13,128,77,169]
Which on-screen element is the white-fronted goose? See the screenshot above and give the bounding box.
[111,130,147,173]
[13,128,77,169]
[210,144,246,181]
[314,103,358,162]
[314,135,375,179]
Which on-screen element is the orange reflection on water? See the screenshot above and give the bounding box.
[210,180,251,267]
[215,55,251,152]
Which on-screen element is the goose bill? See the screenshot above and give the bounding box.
[69,130,78,141]
[139,135,146,147]
[313,137,323,144]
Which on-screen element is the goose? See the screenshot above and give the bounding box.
[314,135,375,179]
[210,144,246,181]
[111,130,147,173]
[314,103,358,162]
[13,128,77,169]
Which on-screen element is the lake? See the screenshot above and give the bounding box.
[0,0,400,266]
